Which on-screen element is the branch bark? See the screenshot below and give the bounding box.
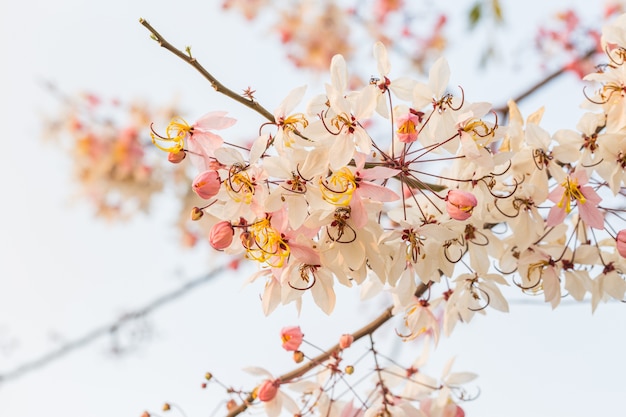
[492,48,596,115]
[139,18,276,123]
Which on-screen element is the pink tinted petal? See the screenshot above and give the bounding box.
[546,204,567,227]
[359,166,400,180]
[193,111,237,131]
[358,182,400,202]
[616,230,626,257]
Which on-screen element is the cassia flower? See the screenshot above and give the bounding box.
[280,326,303,351]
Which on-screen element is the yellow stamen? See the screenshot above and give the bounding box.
[397,119,417,136]
[320,167,357,206]
[225,166,255,204]
[244,219,290,268]
[557,176,586,214]
[151,117,191,153]
[462,118,494,143]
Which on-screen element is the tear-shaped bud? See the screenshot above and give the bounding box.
[168,150,186,164]
[445,189,477,220]
[209,221,234,250]
[205,372,213,381]
[192,170,221,199]
[191,207,204,221]
[257,379,280,402]
[345,365,354,375]
[162,403,171,412]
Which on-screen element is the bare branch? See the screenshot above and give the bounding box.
[0,266,226,383]
[139,18,276,123]
[492,48,596,115]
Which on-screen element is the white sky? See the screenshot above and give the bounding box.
[1,1,625,417]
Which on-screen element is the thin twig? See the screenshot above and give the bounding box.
[0,266,226,383]
[139,18,276,123]
[492,48,596,115]
[225,282,431,417]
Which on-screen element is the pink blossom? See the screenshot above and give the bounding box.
[547,170,603,229]
[192,170,221,199]
[257,379,280,402]
[396,112,421,143]
[280,326,303,351]
[445,189,477,221]
[209,221,234,250]
[617,230,626,257]
[339,334,354,349]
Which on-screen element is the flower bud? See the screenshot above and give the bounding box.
[190,207,204,221]
[257,379,279,402]
[617,230,626,257]
[209,221,234,250]
[339,334,354,349]
[445,189,477,221]
[280,326,304,351]
[345,365,354,375]
[192,170,221,199]
[168,150,186,164]
[162,403,171,412]
[293,350,304,363]
[205,372,213,381]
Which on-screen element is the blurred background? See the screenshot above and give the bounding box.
[1,1,625,416]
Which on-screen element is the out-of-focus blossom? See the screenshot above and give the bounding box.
[280,326,304,351]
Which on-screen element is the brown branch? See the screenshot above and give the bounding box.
[492,48,597,115]
[138,18,276,123]
[225,282,431,417]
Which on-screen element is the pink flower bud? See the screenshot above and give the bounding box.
[339,334,354,349]
[617,230,626,257]
[445,189,477,221]
[168,150,186,164]
[280,326,304,351]
[257,379,280,402]
[209,221,234,250]
[192,170,221,199]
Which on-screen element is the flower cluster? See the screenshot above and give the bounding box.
[42,89,170,219]
[151,15,626,329]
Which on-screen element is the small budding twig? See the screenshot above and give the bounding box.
[225,282,431,417]
[139,18,276,123]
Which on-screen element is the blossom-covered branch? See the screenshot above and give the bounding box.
[140,12,626,417]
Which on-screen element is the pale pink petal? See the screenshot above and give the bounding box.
[194,111,236,131]
[357,182,400,202]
